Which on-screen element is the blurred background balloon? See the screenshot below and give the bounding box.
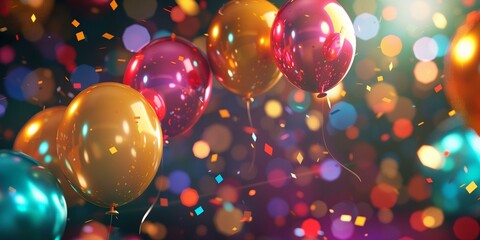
[445,11,480,135]
[14,106,84,207]
[206,0,282,99]
[0,150,67,239]
[57,82,163,210]
[124,36,212,139]
[271,0,356,97]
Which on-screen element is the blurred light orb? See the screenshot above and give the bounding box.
[265,99,283,119]
[366,82,398,114]
[306,110,323,131]
[353,13,379,40]
[168,170,190,194]
[123,0,157,20]
[202,124,232,153]
[192,140,210,159]
[381,35,402,57]
[414,61,438,84]
[432,34,450,57]
[413,37,438,61]
[432,12,447,29]
[122,24,150,52]
[71,64,99,91]
[320,159,342,181]
[329,101,357,130]
[288,90,311,113]
[417,145,444,170]
[267,197,289,217]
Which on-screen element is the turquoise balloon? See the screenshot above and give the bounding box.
[0,150,67,240]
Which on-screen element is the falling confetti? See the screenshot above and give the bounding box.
[76,31,85,41]
[109,146,118,154]
[466,181,477,194]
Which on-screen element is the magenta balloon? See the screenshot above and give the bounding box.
[271,0,356,97]
[124,36,212,139]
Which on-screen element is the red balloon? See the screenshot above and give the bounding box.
[271,0,356,97]
[124,36,212,139]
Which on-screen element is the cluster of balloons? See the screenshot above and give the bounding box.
[2,0,357,238]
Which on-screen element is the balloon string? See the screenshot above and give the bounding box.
[107,214,113,240]
[138,153,165,234]
[246,100,257,172]
[321,99,362,182]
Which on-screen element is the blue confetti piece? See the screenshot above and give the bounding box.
[215,174,224,183]
[252,133,257,142]
[195,206,204,216]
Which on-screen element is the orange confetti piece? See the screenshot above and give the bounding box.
[76,31,85,41]
[178,56,184,61]
[31,14,36,23]
[354,216,366,226]
[71,19,80,27]
[466,181,477,194]
[241,211,252,222]
[211,153,218,162]
[95,68,103,72]
[418,121,424,126]
[102,33,114,40]
[434,84,443,93]
[110,0,118,10]
[264,143,273,156]
[448,110,456,117]
[218,109,230,118]
[109,146,118,154]
[248,189,256,196]
[160,198,168,206]
[117,58,126,62]
[373,67,381,72]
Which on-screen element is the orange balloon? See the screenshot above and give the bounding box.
[207,0,282,99]
[14,106,84,207]
[445,12,480,135]
[57,83,163,210]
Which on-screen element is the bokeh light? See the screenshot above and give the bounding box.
[353,13,379,40]
[122,24,151,52]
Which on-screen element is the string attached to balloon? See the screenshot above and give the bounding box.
[321,97,362,182]
[244,98,257,172]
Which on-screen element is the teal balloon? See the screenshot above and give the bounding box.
[0,150,67,240]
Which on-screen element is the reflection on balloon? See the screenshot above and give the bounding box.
[57,82,163,209]
[271,0,356,97]
[124,36,212,139]
[207,0,282,99]
[0,150,67,239]
[14,106,84,207]
[444,11,480,135]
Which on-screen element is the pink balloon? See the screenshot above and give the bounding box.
[124,36,212,139]
[271,0,356,97]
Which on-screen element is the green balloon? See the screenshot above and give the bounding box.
[0,150,67,239]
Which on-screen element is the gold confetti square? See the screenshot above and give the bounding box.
[466,181,477,194]
[377,76,384,81]
[71,19,80,27]
[109,146,118,154]
[219,109,230,118]
[110,0,118,10]
[340,214,352,222]
[296,153,303,164]
[102,33,114,40]
[76,31,85,41]
[448,110,456,117]
[354,216,366,226]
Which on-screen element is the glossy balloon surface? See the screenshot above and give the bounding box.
[57,82,163,208]
[0,150,67,240]
[271,0,356,95]
[124,36,212,139]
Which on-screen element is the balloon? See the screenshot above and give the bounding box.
[271,0,356,97]
[57,82,163,209]
[0,150,67,239]
[206,0,282,99]
[124,36,212,139]
[14,106,84,207]
[445,11,480,135]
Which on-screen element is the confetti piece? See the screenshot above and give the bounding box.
[340,214,352,222]
[264,143,273,156]
[211,153,218,162]
[194,206,204,215]
[76,31,85,41]
[366,85,371,92]
[71,19,80,27]
[448,110,456,117]
[434,84,443,93]
[389,62,393,71]
[110,0,118,10]
[178,56,184,61]
[252,133,257,142]
[381,97,392,103]
[426,178,433,183]
[296,152,303,164]
[102,33,114,40]
[73,83,81,89]
[354,216,366,227]
[117,58,126,62]
[160,198,168,207]
[466,181,477,194]
[95,68,103,72]
[31,14,36,23]
[418,122,425,126]
[8,186,16,193]
[290,173,297,179]
[218,109,230,118]
[109,146,117,154]
[241,211,252,222]
[215,174,223,183]
[248,189,256,196]
[373,67,381,72]
[0,27,7,32]
[138,125,143,133]
[377,76,384,81]
[464,166,468,173]
[341,90,347,97]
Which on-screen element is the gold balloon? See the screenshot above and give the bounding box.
[57,82,163,209]
[14,106,85,207]
[207,0,282,99]
[445,12,480,135]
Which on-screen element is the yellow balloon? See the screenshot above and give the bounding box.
[445,12,480,135]
[57,82,163,209]
[207,0,282,99]
[14,106,85,207]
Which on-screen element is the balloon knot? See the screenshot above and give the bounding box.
[105,204,119,215]
[317,92,327,98]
